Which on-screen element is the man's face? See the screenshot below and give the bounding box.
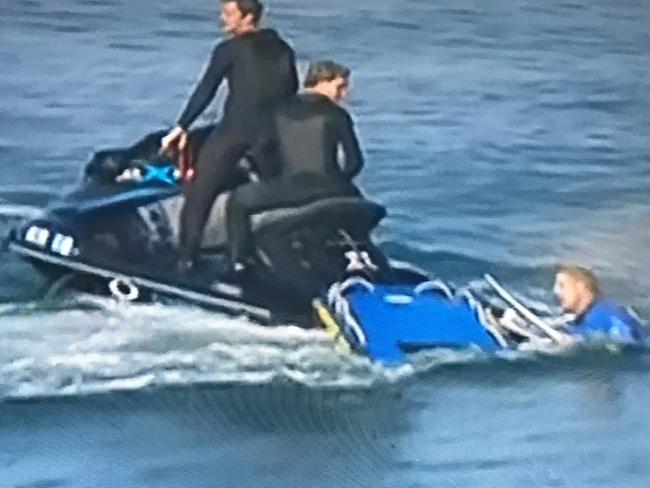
[553,272,582,313]
[220,1,253,35]
[323,76,350,104]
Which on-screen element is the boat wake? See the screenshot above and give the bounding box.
[0,291,645,402]
[0,295,411,400]
[0,203,43,224]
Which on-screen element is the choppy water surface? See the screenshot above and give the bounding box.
[1,0,650,486]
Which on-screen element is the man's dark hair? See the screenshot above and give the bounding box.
[224,0,264,24]
[303,60,351,88]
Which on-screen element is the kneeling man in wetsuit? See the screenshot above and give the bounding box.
[226,60,364,271]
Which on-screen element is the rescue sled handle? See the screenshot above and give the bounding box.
[483,273,569,344]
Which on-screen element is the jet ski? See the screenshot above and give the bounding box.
[5,126,402,321]
[5,127,525,364]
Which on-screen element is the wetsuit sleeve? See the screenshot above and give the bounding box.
[176,43,232,130]
[338,111,364,179]
[287,49,299,95]
[608,312,646,345]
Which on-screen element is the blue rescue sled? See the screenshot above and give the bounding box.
[314,277,506,364]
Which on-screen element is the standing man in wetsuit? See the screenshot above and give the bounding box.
[161,0,298,271]
[226,60,364,271]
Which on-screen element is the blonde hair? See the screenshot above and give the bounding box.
[555,265,601,296]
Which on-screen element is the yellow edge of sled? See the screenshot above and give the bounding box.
[312,298,352,355]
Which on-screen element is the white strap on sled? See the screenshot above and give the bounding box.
[414,279,454,299]
[456,288,508,348]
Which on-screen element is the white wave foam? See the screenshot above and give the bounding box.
[1,292,610,400]
[0,297,427,399]
[0,203,43,222]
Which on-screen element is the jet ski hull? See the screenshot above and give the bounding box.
[7,238,274,322]
[6,178,391,327]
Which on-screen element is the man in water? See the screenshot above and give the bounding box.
[225,60,364,271]
[552,265,645,346]
[161,0,298,271]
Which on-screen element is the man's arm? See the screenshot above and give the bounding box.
[338,111,364,179]
[286,48,299,95]
[176,43,232,130]
[607,311,646,345]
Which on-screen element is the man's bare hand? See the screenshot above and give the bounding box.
[160,126,188,154]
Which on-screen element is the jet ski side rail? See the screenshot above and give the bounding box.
[7,241,272,322]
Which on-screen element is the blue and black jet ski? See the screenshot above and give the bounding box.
[5,127,518,364]
[4,126,400,321]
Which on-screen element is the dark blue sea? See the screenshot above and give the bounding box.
[1,0,650,486]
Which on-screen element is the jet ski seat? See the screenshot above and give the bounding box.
[194,195,386,252]
[250,197,387,241]
[159,194,386,257]
[246,197,388,299]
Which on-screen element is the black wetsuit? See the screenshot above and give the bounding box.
[177,28,297,261]
[227,92,364,265]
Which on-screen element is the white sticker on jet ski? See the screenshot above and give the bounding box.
[344,250,378,273]
[24,226,50,247]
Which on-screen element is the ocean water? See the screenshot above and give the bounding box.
[1,0,650,486]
